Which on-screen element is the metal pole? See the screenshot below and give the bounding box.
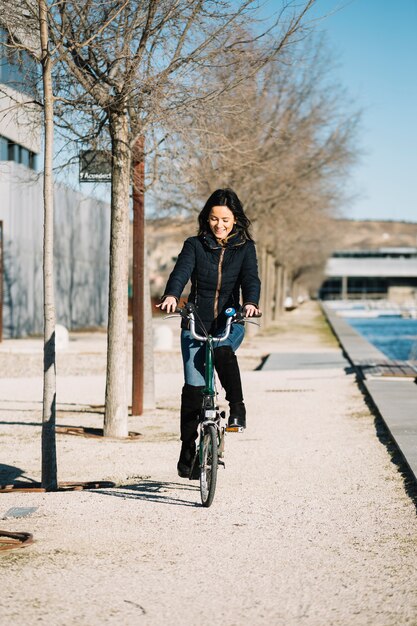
[132,136,144,416]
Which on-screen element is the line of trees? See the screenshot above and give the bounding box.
[151,34,360,323]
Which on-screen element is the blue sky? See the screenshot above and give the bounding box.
[302,0,417,222]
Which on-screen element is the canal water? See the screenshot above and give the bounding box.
[348,317,417,361]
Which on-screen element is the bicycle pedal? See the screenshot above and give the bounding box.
[226,425,244,433]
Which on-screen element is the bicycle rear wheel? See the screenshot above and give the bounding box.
[199,424,218,507]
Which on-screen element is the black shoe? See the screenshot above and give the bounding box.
[177,461,191,478]
[227,402,246,430]
[177,458,200,480]
[177,442,200,479]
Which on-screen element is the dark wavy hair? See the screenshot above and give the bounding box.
[197,188,254,241]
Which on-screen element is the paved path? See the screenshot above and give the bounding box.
[1,303,417,625]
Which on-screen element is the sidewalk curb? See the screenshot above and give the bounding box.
[322,302,417,482]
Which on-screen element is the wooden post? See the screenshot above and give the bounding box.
[132,136,144,416]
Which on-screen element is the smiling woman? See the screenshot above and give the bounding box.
[208,205,236,240]
[157,188,261,478]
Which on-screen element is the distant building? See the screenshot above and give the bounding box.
[0,26,40,170]
[0,26,110,337]
[320,248,417,301]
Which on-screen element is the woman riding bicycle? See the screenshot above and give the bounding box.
[157,188,261,478]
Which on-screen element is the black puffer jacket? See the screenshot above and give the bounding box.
[163,229,261,334]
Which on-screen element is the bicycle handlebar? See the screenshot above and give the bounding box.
[168,303,262,343]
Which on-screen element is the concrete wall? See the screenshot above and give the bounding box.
[0,162,110,337]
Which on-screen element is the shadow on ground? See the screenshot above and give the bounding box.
[0,463,35,484]
[92,479,200,508]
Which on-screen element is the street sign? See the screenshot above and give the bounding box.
[79,150,111,183]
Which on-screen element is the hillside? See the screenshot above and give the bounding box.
[334,219,417,250]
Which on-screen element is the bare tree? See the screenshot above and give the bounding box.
[39,0,58,490]
[152,33,359,321]
[0,2,59,488]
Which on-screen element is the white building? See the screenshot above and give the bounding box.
[0,26,110,337]
[321,248,417,302]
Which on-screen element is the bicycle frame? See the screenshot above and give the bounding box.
[204,337,215,398]
[164,304,260,506]
[201,337,216,416]
[166,305,258,424]
[187,310,234,419]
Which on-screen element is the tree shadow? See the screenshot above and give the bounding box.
[0,420,42,426]
[92,478,201,508]
[0,463,37,485]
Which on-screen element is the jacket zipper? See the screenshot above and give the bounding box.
[214,248,225,320]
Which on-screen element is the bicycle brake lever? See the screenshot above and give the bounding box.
[242,319,261,326]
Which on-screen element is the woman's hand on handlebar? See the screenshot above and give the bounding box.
[156,296,177,314]
[244,304,261,317]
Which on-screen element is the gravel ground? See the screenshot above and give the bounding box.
[0,303,417,625]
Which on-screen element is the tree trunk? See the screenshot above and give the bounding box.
[292,280,300,303]
[259,249,275,327]
[104,112,131,437]
[132,137,144,416]
[259,245,267,316]
[265,252,275,327]
[282,267,288,313]
[276,265,288,315]
[39,0,57,490]
[273,264,283,321]
[143,232,155,409]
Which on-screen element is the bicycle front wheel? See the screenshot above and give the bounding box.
[200,424,218,508]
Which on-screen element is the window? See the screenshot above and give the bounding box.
[7,140,18,162]
[0,27,39,97]
[0,135,37,170]
[0,136,7,161]
[28,152,37,170]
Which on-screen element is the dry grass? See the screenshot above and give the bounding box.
[257,301,338,348]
